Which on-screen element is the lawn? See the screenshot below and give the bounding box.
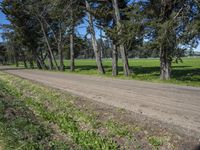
[12,57,200,87]
[63,57,200,87]
[0,72,197,149]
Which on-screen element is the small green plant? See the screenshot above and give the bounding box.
[105,120,131,137]
[148,136,163,147]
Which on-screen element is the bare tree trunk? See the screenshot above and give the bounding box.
[160,47,171,80]
[112,44,118,76]
[70,6,75,72]
[112,0,131,76]
[119,45,130,76]
[58,46,64,71]
[15,56,19,67]
[14,49,19,67]
[58,44,64,71]
[32,50,46,70]
[58,25,64,71]
[70,30,75,71]
[99,24,104,58]
[86,0,105,74]
[38,18,59,70]
[48,51,53,70]
[36,57,46,70]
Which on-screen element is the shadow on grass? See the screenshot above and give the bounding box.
[0,67,28,71]
[171,68,200,82]
[72,64,200,82]
[0,95,53,149]
[1,63,199,83]
[0,80,69,149]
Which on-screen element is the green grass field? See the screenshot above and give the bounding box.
[12,57,200,87]
[62,57,200,87]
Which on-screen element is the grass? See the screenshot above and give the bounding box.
[12,57,200,87]
[148,136,164,147]
[0,78,70,149]
[63,57,200,87]
[0,72,187,149]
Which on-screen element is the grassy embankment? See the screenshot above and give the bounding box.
[0,72,194,149]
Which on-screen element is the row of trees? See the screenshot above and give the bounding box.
[0,0,200,80]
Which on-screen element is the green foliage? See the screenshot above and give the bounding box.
[0,80,70,150]
[148,136,163,147]
[105,120,131,137]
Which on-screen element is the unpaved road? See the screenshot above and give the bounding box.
[1,67,200,137]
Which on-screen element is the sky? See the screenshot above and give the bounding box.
[0,4,200,52]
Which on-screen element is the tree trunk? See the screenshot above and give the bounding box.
[33,50,46,70]
[119,45,130,76]
[58,43,64,71]
[86,0,105,74]
[14,50,19,67]
[48,52,53,70]
[160,47,171,80]
[70,6,75,72]
[36,60,42,69]
[112,44,118,76]
[99,24,104,58]
[15,56,19,67]
[38,17,59,70]
[22,55,27,68]
[112,0,131,76]
[70,31,75,71]
[58,25,64,71]
[36,57,46,70]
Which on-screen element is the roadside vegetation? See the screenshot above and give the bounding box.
[0,72,197,149]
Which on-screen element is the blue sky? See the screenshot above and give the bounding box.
[0,5,200,51]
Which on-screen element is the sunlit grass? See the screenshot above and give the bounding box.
[11,57,200,86]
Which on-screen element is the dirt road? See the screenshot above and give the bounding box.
[1,67,200,137]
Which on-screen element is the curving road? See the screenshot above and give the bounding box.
[1,67,200,136]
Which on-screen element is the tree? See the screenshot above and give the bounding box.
[144,0,200,80]
[111,0,131,76]
[69,0,85,71]
[1,0,48,69]
[85,0,105,74]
